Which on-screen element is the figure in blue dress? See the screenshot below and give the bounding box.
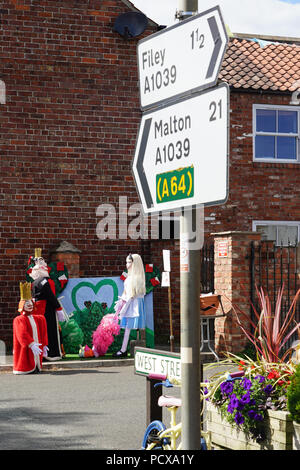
[113,253,146,358]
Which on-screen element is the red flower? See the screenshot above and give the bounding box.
[267,370,280,380]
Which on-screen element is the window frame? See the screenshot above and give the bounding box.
[253,104,300,163]
[252,220,300,246]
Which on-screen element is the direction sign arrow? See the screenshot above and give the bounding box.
[137,6,228,111]
[132,83,229,214]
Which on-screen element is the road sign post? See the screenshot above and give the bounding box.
[133,2,229,450]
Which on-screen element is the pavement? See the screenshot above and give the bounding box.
[0,341,179,373]
[0,353,135,373]
[0,346,219,373]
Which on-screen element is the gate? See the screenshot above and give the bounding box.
[201,243,214,294]
[250,241,300,353]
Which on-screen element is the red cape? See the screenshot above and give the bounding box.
[13,313,48,374]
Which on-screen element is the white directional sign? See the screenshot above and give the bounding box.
[137,6,228,110]
[132,83,229,214]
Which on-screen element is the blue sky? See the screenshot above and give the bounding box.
[132,0,300,37]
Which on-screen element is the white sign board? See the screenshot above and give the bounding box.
[161,271,170,287]
[132,83,229,214]
[134,347,181,379]
[163,249,171,272]
[137,6,228,110]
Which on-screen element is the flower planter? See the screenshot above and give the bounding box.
[293,422,300,450]
[206,402,293,450]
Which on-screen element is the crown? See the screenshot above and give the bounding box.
[34,248,42,258]
[19,282,32,301]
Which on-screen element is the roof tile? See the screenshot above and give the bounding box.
[219,37,300,92]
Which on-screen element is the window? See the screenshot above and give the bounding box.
[252,221,300,246]
[253,105,300,162]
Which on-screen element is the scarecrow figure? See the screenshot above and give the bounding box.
[113,253,146,358]
[13,282,48,374]
[30,249,65,361]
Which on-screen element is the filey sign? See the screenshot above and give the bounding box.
[137,6,228,110]
[132,83,229,214]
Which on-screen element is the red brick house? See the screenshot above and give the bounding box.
[211,33,300,244]
[0,1,299,351]
[150,33,300,348]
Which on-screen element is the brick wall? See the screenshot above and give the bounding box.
[0,0,156,348]
[213,231,262,355]
[204,91,300,236]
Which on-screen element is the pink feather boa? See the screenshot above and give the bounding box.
[92,299,125,356]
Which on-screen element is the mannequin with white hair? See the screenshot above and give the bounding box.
[113,254,146,358]
[30,257,64,361]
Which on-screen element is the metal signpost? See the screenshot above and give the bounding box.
[133,2,229,450]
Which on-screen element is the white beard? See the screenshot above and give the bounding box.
[30,266,49,280]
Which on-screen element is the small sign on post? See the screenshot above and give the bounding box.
[218,240,229,258]
[162,250,174,351]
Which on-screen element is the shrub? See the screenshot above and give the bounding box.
[287,364,300,424]
[60,318,84,354]
[232,286,300,363]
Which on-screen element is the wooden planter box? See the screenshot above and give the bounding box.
[293,422,300,450]
[206,402,294,450]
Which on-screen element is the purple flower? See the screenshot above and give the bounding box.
[240,392,251,405]
[248,409,256,420]
[242,378,252,390]
[254,375,265,383]
[237,401,245,411]
[263,384,274,395]
[220,381,234,395]
[234,412,245,425]
[230,394,239,409]
[254,413,263,422]
[227,403,234,414]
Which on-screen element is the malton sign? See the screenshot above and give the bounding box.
[132,83,229,214]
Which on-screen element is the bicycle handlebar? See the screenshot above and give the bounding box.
[148,373,167,381]
[148,370,245,394]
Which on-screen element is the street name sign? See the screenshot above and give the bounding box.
[132,82,229,214]
[134,347,181,379]
[137,6,228,110]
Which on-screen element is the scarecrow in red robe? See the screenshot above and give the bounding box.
[13,282,48,375]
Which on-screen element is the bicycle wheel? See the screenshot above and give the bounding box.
[142,420,167,450]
